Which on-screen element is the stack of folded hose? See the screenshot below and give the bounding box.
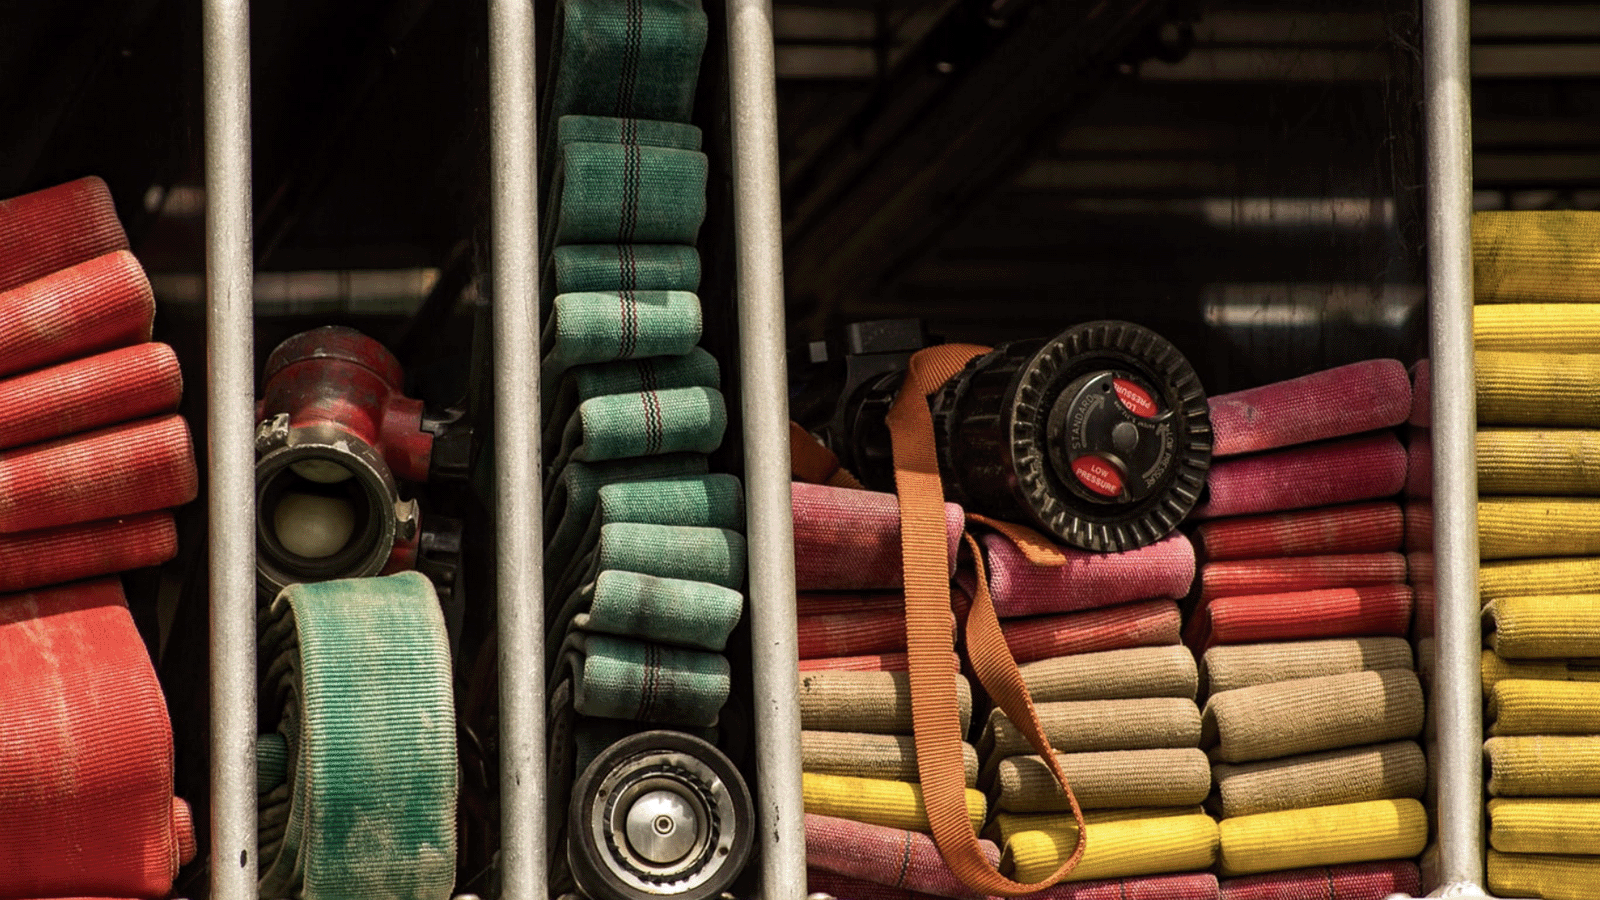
[1190,361,1426,898]
[792,482,997,900]
[1473,209,1600,900]
[0,177,198,896]
[972,530,1221,896]
[535,0,749,887]
[0,177,197,593]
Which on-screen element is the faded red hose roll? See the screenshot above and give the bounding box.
[0,177,128,294]
[1002,598,1182,664]
[1200,553,1409,601]
[1219,860,1420,900]
[0,415,198,534]
[0,344,182,451]
[1193,433,1407,520]
[0,579,195,898]
[0,512,178,594]
[1193,502,1404,560]
[0,251,155,380]
[1187,584,1414,649]
[1208,359,1411,458]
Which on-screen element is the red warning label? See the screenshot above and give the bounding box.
[1113,378,1158,418]
[1072,455,1124,497]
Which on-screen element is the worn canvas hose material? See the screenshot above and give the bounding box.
[1216,799,1426,877]
[801,651,937,673]
[1202,669,1424,764]
[1208,360,1411,459]
[1479,304,1600,353]
[994,749,1211,812]
[0,511,177,594]
[0,414,197,534]
[1193,502,1403,561]
[1201,637,1413,696]
[543,347,719,446]
[558,113,702,151]
[1187,585,1413,650]
[568,570,743,651]
[1218,860,1421,900]
[1478,428,1600,495]
[0,343,182,452]
[807,868,1222,900]
[1473,209,1600,304]
[549,142,706,247]
[805,813,997,900]
[981,531,1195,619]
[1020,644,1200,703]
[800,608,910,659]
[549,522,746,616]
[1478,351,1600,427]
[1489,594,1600,657]
[1489,850,1600,900]
[1486,735,1600,796]
[1211,740,1427,819]
[255,573,455,900]
[0,251,154,380]
[549,384,726,469]
[797,591,905,616]
[1480,498,1600,560]
[998,810,1219,884]
[803,731,979,787]
[980,698,1203,778]
[803,773,985,834]
[1198,553,1407,601]
[542,454,708,564]
[1001,599,1182,665]
[1481,557,1600,603]
[799,669,973,735]
[0,579,194,899]
[792,482,963,590]
[1489,679,1600,735]
[561,632,729,726]
[540,290,702,378]
[0,177,127,293]
[547,0,705,122]
[1481,650,1600,694]
[1193,433,1407,520]
[550,243,700,298]
[1490,798,1600,855]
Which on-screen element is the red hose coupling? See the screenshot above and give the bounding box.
[255,326,433,595]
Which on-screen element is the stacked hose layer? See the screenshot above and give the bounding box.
[1473,209,1600,900]
[793,483,996,894]
[0,179,199,899]
[973,531,1220,893]
[1191,361,1426,896]
[0,178,196,594]
[536,2,751,895]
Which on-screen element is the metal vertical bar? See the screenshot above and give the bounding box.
[487,1,547,897]
[725,1,807,897]
[202,2,257,899]
[1423,0,1481,893]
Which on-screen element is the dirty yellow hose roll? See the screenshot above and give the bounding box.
[1478,430,1600,495]
[1477,304,1600,352]
[1477,352,1600,427]
[800,772,984,834]
[995,809,1218,883]
[1489,595,1600,658]
[1216,799,1427,877]
[1486,735,1600,797]
[1474,210,1600,304]
[1481,558,1600,605]
[1490,850,1600,900]
[1481,649,1600,694]
[1489,679,1600,735]
[1490,799,1600,855]
[1479,499,1600,561]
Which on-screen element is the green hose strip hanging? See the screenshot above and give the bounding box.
[256,572,456,900]
[546,471,743,584]
[547,142,708,247]
[562,632,731,727]
[541,289,704,376]
[544,348,721,447]
[549,243,701,297]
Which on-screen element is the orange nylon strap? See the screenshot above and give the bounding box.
[966,513,1068,566]
[790,420,866,489]
[886,344,1085,895]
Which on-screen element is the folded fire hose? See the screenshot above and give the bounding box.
[0,176,129,294]
[0,579,196,899]
[255,572,456,900]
